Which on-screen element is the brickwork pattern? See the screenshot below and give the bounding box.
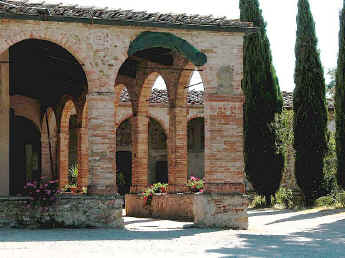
[0,18,247,227]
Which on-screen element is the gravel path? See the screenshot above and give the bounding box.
[0,208,344,258]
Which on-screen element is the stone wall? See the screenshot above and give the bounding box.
[0,195,123,228]
[125,193,194,221]
[194,193,248,229]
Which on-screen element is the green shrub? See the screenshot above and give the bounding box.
[336,191,345,207]
[315,195,337,207]
[321,132,338,196]
[250,195,267,209]
[275,187,304,209]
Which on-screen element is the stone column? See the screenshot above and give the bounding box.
[130,114,149,193]
[0,50,9,196]
[87,92,116,195]
[168,106,188,193]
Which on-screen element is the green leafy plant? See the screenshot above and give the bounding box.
[336,191,345,207]
[142,182,168,206]
[315,195,337,207]
[68,163,78,185]
[186,176,204,193]
[250,195,267,209]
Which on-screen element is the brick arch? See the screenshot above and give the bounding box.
[0,34,93,89]
[187,113,204,122]
[147,113,169,137]
[59,99,77,189]
[114,83,134,126]
[175,62,195,107]
[138,72,162,115]
[41,107,58,180]
[116,114,133,130]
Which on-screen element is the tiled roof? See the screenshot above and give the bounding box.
[0,1,255,31]
[120,89,334,109]
[120,88,204,105]
[282,91,334,110]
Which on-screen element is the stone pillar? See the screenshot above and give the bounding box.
[77,127,88,188]
[0,50,9,196]
[87,93,116,195]
[130,114,149,193]
[168,106,188,193]
[193,94,248,229]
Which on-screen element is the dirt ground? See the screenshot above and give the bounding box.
[0,208,344,258]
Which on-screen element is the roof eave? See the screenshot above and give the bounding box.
[0,12,257,33]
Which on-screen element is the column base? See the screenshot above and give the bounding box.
[193,192,248,229]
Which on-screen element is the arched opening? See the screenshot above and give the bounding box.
[1,38,88,196]
[116,118,132,196]
[9,115,41,196]
[41,108,58,180]
[148,118,168,184]
[115,116,168,195]
[150,75,169,104]
[188,117,205,179]
[59,100,78,188]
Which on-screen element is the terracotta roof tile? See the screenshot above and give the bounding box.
[0,0,254,30]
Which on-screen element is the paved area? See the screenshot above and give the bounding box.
[0,208,345,258]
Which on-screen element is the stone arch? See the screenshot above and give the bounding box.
[0,34,93,87]
[41,107,58,180]
[59,99,78,189]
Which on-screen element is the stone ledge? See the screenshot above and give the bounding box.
[0,195,124,229]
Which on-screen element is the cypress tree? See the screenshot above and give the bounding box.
[336,1,345,189]
[293,0,328,205]
[240,0,284,205]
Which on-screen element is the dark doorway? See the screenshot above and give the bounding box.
[155,160,168,183]
[116,151,132,195]
[10,116,41,195]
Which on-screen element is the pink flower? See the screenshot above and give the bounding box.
[199,189,204,193]
[36,189,40,193]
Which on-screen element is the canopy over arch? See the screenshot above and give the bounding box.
[128,31,207,66]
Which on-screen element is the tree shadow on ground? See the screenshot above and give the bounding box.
[265,208,345,225]
[206,217,345,257]
[248,209,295,217]
[0,222,220,242]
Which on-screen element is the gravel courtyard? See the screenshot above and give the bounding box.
[0,208,344,258]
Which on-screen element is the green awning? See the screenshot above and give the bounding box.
[128,31,207,66]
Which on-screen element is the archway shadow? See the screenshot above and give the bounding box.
[265,208,345,225]
[0,220,220,243]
